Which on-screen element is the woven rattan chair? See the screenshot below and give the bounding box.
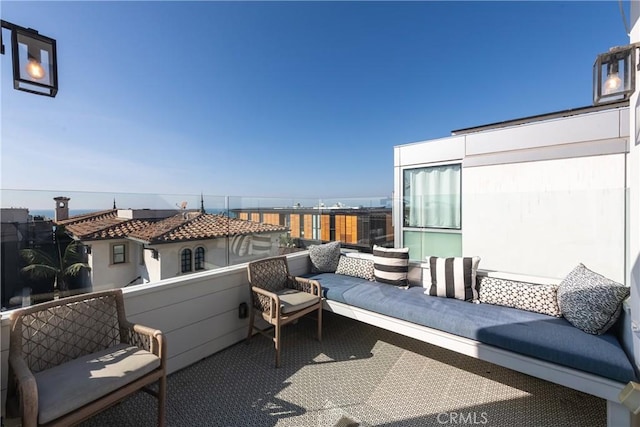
[5,289,166,427]
[247,256,322,367]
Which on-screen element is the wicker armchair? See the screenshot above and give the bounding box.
[247,256,322,367]
[5,289,166,427]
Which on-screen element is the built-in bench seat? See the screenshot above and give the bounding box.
[306,272,636,384]
[299,268,638,427]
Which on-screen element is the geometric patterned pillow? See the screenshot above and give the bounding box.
[335,255,375,281]
[478,276,562,317]
[557,263,630,335]
[309,241,341,273]
[425,256,480,301]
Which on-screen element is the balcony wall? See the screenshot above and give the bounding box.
[0,251,312,417]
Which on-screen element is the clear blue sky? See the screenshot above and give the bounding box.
[0,1,632,207]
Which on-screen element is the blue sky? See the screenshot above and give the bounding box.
[0,1,632,208]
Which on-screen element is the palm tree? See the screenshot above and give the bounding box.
[20,238,90,298]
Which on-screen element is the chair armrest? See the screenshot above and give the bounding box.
[289,276,322,297]
[251,286,281,319]
[8,355,38,427]
[121,321,166,361]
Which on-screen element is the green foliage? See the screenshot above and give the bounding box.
[20,240,90,291]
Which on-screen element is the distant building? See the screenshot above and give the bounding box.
[232,205,393,251]
[58,202,288,290]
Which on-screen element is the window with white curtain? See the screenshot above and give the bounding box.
[403,164,461,229]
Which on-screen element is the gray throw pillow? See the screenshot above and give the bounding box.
[309,241,341,273]
[557,263,630,335]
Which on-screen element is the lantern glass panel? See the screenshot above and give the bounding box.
[593,48,635,105]
[16,32,54,86]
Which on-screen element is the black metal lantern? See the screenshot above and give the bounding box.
[1,20,58,97]
[593,45,636,105]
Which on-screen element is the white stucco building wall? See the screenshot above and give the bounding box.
[87,233,283,288]
[627,0,640,383]
[394,105,629,282]
[88,239,143,290]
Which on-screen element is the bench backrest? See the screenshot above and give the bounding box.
[9,290,126,373]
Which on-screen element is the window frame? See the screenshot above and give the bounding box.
[181,248,193,273]
[402,162,462,231]
[194,246,205,271]
[401,162,463,260]
[111,243,127,265]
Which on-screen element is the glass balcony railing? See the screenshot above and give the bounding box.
[0,189,394,310]
[5,186,623,311]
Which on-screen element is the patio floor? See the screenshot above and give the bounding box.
[81,311,605,427]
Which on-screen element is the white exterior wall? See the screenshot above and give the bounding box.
[140,247,161,283]
[628,1,640,378]
[463,155,625,281]
[88,233,283,288]
[394,107,629,281]
[156,240,224,280]
[88,239,140,291]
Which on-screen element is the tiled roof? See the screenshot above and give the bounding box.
[58,210,158,241]
[61,210,288,243]
[129,213,288,244]
[56,209,117,225]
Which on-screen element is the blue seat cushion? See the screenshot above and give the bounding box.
[306,273,637,384]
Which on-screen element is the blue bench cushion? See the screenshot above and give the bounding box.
[306,272,637,384]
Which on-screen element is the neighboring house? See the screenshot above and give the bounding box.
[56,204,288,291]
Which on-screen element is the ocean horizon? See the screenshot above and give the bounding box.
[29,209,94,220]
[28,208,229,220]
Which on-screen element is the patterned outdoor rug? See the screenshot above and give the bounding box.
[80,312,606,426]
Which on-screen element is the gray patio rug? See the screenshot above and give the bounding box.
[81,311,605,427]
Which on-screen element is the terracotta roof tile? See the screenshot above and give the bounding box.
[60,210,160,241]
[129,213,288,244]
[61,210,288,243]
[56,209,117,225]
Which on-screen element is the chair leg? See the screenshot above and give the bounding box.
[246,308,255,343]
[158,374,167,427]
[275,322,281,368]
[317,305,322,342]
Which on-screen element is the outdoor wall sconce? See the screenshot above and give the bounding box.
[1,19,58,97]
[238,302,248,319]
[593,44,638,105]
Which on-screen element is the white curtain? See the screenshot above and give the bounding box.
[404,164,461,228]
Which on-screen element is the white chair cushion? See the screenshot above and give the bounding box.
[277,289,320,314]
[35,343,161,424]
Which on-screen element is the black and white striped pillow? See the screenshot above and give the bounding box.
[251,234,272,256]
[231,234,251,256]
[426,256,481,301]
[373,246,409,286]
